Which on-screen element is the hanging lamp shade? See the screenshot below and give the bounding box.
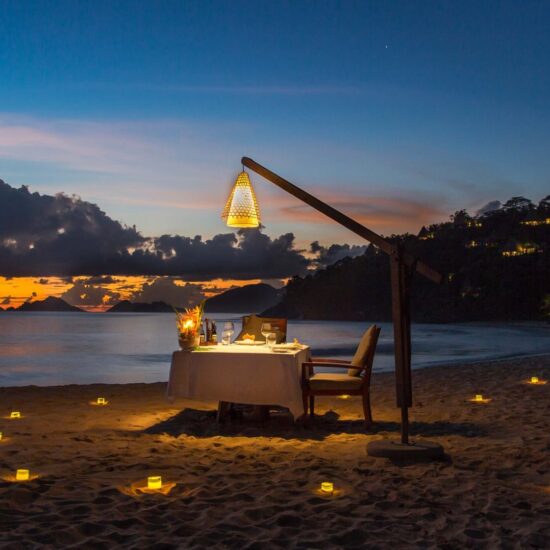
[222,171,261,228]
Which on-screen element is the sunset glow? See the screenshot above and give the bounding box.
[0,276,271,311]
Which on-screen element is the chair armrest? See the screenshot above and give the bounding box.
[310,358,350,364]
[303,361,362,371]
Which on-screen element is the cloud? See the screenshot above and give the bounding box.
[130,278,204,308]
[310,241,368,267]
[476,200,501,216]
[81,82,362,96]
[1,296,10,305]
[279,192,448,235]
[0,179,310,279]
[61,281,120,307]
[0,179,144,276]
[80,275,117,285]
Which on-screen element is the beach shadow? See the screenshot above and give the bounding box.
[142,408,487,441]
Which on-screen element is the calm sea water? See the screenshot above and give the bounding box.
[0,312,549,387]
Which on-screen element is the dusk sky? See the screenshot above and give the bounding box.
[1,1,549,309]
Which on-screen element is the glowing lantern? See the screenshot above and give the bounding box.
[339,395,350,400]
[528,376,546,385]
[222,171,261,228]
[10,411,21,419]
[147,476,162,490]
[96,397,107,405]
[0,432,3,441]
[321,481,334,494]
[531,377,539,384]
[470,394,490,404]
[183,319,194,331]
[16,469,30,481]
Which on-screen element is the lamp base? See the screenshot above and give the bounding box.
[367,439,444,460]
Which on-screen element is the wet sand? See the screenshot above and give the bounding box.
[1,356,549,549]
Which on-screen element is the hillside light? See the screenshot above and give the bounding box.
[222,158,444,460]
[222,171,261,228]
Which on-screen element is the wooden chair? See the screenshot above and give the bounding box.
[301,325,381,428]
[235,314,288,343]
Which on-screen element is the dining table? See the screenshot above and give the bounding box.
[167,343,311,419]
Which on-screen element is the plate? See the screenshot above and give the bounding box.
[234,340,265,346]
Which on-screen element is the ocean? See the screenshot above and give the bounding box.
[0,312,549,387]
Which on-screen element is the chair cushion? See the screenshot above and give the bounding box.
[349,325,377,376]
[308,373,363,391]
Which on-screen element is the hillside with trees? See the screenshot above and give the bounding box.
[263,196,550,322]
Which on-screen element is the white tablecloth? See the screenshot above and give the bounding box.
[167,344,311,419]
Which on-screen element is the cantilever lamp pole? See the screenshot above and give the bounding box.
[241,157,444,458]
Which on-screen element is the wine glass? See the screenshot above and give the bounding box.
[223,321,234,343]
[266,332,277,348]
[261,322,271,344]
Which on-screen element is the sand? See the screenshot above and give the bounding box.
[1,356,549,549]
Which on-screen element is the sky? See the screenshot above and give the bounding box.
[1,1,549,308]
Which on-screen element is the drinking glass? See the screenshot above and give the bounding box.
[222,330,231,345]
[261,322,271,344]
[223,321,235,340]
[266,332,277,348]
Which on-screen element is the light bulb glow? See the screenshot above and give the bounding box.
[147,476,162,490]
[16,469,30,481]
[222,171,261,228]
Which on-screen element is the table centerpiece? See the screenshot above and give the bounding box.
[175,301,205,351]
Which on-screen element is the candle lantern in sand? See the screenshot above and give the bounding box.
[528,376,546,385]
[321,481,334,495]
[175,302,205,351]
[10,411,21,419]
[0,431,3,441]
[96,397,107,405]
[470,394,490,404]
[339,395,350,400]
[16,469,30,481]
[147,476,162,490]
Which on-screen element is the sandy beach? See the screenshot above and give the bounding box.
[1,355,549,549]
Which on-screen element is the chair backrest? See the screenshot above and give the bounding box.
[235,314,288,343]
[348,325,381,378]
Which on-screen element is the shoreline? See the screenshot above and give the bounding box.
[2,351,549,390]
[1,356,549,548]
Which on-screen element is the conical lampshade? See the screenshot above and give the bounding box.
[222,171,261,228]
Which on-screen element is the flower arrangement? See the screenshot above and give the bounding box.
[175,301,205,350]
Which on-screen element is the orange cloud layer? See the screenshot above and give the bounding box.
[0,276,270,312]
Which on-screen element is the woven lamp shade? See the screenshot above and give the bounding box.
[222,171,261,228]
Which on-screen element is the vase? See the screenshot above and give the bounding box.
[179,334,200,351]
